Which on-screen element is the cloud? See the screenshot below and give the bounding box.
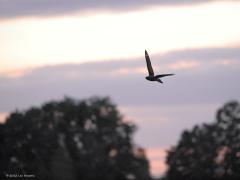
[166,60,201,70]
[0,112,8,123]
[0,0,230,19]
[1,46,239,176]
[110,67,146,76]
[123,104,218,177]
[146,148,168,177]
[1,48,235,154]
[0,68,33,79]
[109,60,201,77]
[146,148,167,160]
[0,46,239,113]
[150,159,167,177]
[214,59,237,66]
[2,46,239,79]
[120,103,218,148]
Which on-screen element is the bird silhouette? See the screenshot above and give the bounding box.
[145,50,174,83]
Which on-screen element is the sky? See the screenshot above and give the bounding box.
[1,0,240,177]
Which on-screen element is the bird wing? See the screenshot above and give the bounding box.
[155,74,175,78]
[145,50,154,76]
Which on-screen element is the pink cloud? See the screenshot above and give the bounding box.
[215,59,237,66]
[1,68,32,78]
[146,147,168,177]
[166,60,201,70]
[0,112,8,123]
[110,67,146,76]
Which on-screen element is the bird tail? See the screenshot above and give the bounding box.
[157,79,163,83]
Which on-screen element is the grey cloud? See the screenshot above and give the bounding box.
[157,47,240,62]
[21,46,240,78]
[121,104,217,147]
[0,47,239,113]
[0,0,223,19]
[1,47,240,149]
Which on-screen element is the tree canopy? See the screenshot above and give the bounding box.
[0,97,151,180]
[165,101,240,180]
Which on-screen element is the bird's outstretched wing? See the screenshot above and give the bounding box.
[155,74,175,78]
[145,50,154,76]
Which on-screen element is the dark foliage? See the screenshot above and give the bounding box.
[165,101,240,180]
[0,97,151,180]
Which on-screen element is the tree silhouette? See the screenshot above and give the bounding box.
[165,101,240,180]
[0,97,151,180]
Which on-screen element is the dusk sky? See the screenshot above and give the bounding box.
[0,0,240,177]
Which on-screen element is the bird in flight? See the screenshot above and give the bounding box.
[145,50,174,83]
